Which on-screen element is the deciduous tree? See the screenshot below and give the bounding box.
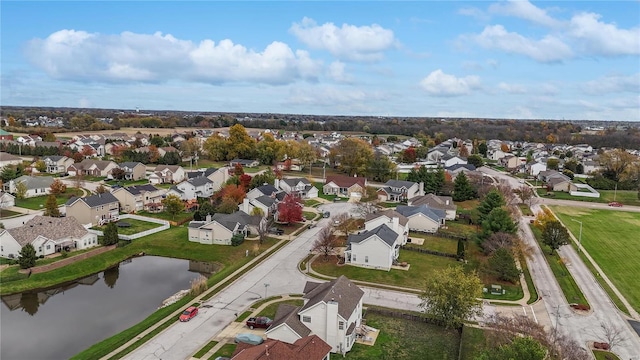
[467,154,484,168]
[542,221,569,254]
[111,168,126,180]
[49,179,67,195]
[227,124,255,160]
[15,181,27,199]
[313,226,337,260]
[277,193,303,223]
[367,153,396,182]
[34,160,47,173]
[488,248,521,283]
[95,185,108,194]
[162,194,185,220]
[330,138,373,176]
[419,266,483,329]
[43,194,60,217]
[475,336,546,360]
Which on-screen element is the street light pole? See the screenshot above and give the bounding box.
[571,219,583,253]
[264,283,270,299]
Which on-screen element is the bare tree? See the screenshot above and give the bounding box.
[333,213,355,236]
[514,185,534,206]
[482,232,515,255]
[312,226,337,260]
[496,179,517,205]
[598,320,627,351]
[256,216,274,244]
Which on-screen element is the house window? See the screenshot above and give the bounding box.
[46,245,51,250]
[352,254,356,262]
[339,321,344,330]
[39,247,42,252]
[365,256,369,263]
[302,316,311,323]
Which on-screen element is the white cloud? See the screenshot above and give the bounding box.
[289,17,396,61]
[583,73,640,95]
[25,29,322,85]
[419,69,481,97]
[498,82,526,94]
[284,85,389,114]
[457,7,490,22]
[488,0,561,28]
[569,13,640,56]
[327,61,353,83]
[470,25,573,62]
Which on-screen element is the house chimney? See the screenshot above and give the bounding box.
[392,217,399,230]
[206,214,212,222]
[445,199,449,205]
[419,182,424,196]
[274,178,280,190]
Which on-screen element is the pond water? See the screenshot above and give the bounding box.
[1,256,214,360]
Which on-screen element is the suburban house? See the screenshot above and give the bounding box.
[240,195,277,217]
[246,184,279,200]
[526,161,547,177]
[167,176,214,201]
[266,276,364,354]
[445,164,477,180]
[65,192,120,226]
[113,162,146,181]
[67,159,118,177]
[275,158,305,172]
[344,224,400,271]
[548,175,576,192]
[149,165,185,184]
[0,216,98,259]
[276,178,318,199]
[0,191,16,208]
[0,152,22,169]
[39,155,74,174]
[3,175,54,198]
[230,159,260,168]
[364,209,409,246]
[407,194,457,220]
[187,211,258,245]
[499,154,521,170]
[231,335,331,360]
[186,167,229,192]
[441,155,467,168]
[396,205,446,233]
[377,180,424,202]
[111,184,166,213]
[323,175,367,198]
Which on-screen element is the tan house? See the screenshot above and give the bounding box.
[149,165,185,184]
[111,184,166,213]
[114,162,146,181]
[323,175,367,198]
[187,211,257,245]
[65,192,120,226]
[67,159,118,177]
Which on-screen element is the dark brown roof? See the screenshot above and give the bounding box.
[301,276,364,320]
[267,304,311,338]
[324,175,366,188]
[232,335,330,360]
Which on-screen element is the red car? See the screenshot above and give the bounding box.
[246,316,273,329]
[179,306,199,322]
[608,202,623,207]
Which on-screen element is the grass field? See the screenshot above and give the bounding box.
[257,299,304,319]
[311,252,460,290]
[551,206,640,313]
[593,350,621,360]
[15,188,84,210]
[345,311,460,359]
[0,209,22,218]
[408,232,458,254]
[458,326,488,360]
[537,189,640,206]
[137,210,194,223]
[91,218,162,235]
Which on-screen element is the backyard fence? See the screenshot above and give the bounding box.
[364,307,450,329]
[402,245,458,259]
[88,214,169,240]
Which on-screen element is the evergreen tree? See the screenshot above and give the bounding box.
[488,248,521,283]
[480,207,517,241]
[102,222,119,246]
[18,244,37,269]
[452,172,476,201]
[478,189,505,221]
[456,239,465,260]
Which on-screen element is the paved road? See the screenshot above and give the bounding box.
[123,202,424,360]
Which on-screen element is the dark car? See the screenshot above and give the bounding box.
[179,306,199,322]
[246,316,273,329]
[268,227,284,235]
[322,211,330,218]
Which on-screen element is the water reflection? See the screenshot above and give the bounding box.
[0,256,217,360]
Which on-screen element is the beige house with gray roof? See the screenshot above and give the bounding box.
[0,216,98,259]
[65,193,120,226]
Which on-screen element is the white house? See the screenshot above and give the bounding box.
[187,211,257,245]
[396,205,446,233]
[169,176,214,201]
[276,178,318,199]
[0,216,98,259]
[364,209,409,246]
[377,180,424,202]
[149,165,185,184]
[266,276,364,354]
[186,167,230,192]
[527,161,547,176]
[246,184,279,200]
[345,224,400,271]
[442,155,467,168]
[38,155,74,174]
[240,196,277,217]
[3,175,54,198]
[0,191,16,208]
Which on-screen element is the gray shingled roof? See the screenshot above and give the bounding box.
[383,179,417,189]
[125,184,159,195]
[118,162,143,169]
[365,209,409,226]
[254,195,275,208]
[68,192,119,208]
[256,184,278,196]
[5,215,89,247]
[186,167,218,179]
[408,194,456,211]
[188,176,213,187]
[396,205,446,222]
[211,211,258,231]
[282,178,311,187]
[44,155,64,162]
[348,224,398,247]
[268,304,312,337]
[12,175,54,190]
[301,276,364,320]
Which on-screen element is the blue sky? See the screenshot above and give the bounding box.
[1,1,639,121]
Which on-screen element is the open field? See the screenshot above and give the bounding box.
[551,206,640,313]
[537,189,640,206]
[311,253,459,290]
[345,310,460,359]
[408,232,458,254]
[15,188,84,210]
[91,218,162,235]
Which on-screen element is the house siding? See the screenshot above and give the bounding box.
[406,214,439,233]
[349,236,394,271]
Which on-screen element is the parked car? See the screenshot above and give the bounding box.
[246,316,273,329]
[608,201,623,207]
[268,227,284,235]
[179,306,198,322]
[235,333,264,345]
[323,211,330,218]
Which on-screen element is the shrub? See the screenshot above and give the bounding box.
[60,250,69,258]
[231,234,245,246]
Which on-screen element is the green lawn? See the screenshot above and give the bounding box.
[208,344,236,360]
[257,299,304,319]
[15,188,84,210]
[593,350,621,360]
[311,251,460,290]
[137,210,194,223]
[551,206,640,313]
[408,233,458,254]
[193,341,217,359]
[458,326,488,360]
[537,189,640,206]
[313,182,337,201]
[304,199,321,207]
[441,220,478,238]
[529,225,589,306]
[91,218,163,235]
[0,209,22,218]
[345,311,460,360]
[481,283,524,301]
[518,203,534,216]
